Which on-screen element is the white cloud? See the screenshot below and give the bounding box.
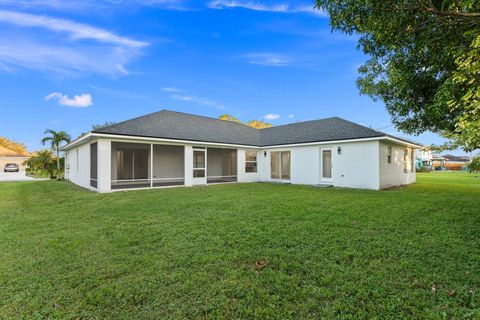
[45,92,93,107]
[160,87,181,93]
[0,10,147,47]
[0,10,148,76]
[264,113,280,120]
[0,0,188,11]
[207,1,327,16]
[161,87,225,110]
[288,114,294,118]
[241,53,291,67]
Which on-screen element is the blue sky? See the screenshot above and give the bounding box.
[0,0,464,154]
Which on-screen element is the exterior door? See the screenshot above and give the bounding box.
[320,148,332,182]
[271,151,291,180]
[192,148,206,185]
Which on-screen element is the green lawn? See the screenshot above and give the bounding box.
[1,173,479,319]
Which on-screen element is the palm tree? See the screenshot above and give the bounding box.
[41,129,71,179]
[24,150,56,178]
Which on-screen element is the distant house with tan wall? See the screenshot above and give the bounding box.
[432,154,471,171]
[0,146,30,170]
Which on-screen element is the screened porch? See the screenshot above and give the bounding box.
[206,148,237,183]
[111,142,185,190]
[110,143,238,190]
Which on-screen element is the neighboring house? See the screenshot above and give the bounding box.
[62,110,421,193]
[416,148,433,170]
[432,154,471,170]
[0,146,30,170]
[431,154,446,170]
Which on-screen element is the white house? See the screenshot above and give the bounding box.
[62,110,421,192]
[416,147,433,170]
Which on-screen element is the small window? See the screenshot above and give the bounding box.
[245,150,257,173]
[387,146,392,164]
[410,149,415,173]
[90,143,98,188]
[403,148,408,174]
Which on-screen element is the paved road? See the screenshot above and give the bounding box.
[0,171,47,182]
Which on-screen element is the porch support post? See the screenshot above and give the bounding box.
[96,139,111,193]
[150,143,153,188]
[184,145,193,186]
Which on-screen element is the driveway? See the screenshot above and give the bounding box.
[0,171,48,182]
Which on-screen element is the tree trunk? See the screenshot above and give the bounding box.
[56,146,60,180]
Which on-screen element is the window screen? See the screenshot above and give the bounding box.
[90,143,98,188]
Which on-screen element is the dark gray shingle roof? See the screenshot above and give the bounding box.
[260,117,384,146]
[94,110,261,146]
[93,110,404,146]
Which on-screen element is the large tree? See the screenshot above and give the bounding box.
[41,129,71,180]
[315,0,480,151]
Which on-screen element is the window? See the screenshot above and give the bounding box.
[193,149,206,178]
[245,150,257,173]
[387,146,392,164]
[90,143,98,188]
[411,149,415,173]
[403,148,408,174]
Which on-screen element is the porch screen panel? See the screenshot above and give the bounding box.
[206,148,237,183]
[112,142,150,190]
[117,150,133,180]
[152,145,185,187]
[134,149,149,179]
[90,142,98,188]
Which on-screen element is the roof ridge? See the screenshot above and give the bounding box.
[92,109,169,133]
[161,110,259,130]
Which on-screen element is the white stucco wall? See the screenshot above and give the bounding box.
[260,141,381,189]
[331,141,380,190]
[379,141,416,188]
[97,139,111,193]
[65,137,416,192]
[65,142,91,190]
[237,148,260,182]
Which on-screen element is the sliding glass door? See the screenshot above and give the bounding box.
[271,151,290,180]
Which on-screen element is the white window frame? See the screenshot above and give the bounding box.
[387,145,392,164]
[193,147,206,178]
[403,148,408,174]
[410,149,415,173]
[270,150,291,180]
[245,150,257,173]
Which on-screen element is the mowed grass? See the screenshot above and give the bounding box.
[0,173,479,319]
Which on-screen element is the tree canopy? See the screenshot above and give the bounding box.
[0,137,28,155]
[315,0,480,151]
[218,114,273,129]
[92,122,117,130]
[467,156,480,172]
[218,114,241,123]
[246,120,273,129]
